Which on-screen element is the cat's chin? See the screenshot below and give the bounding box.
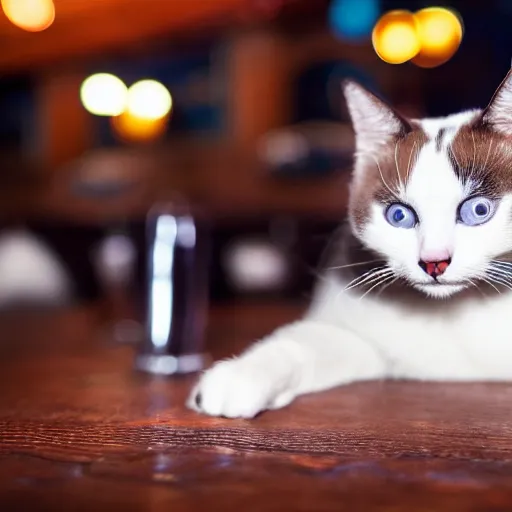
[413,282,467,299]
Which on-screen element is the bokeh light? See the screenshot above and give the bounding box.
[412,7,463,68]
[1,0,55,32]
[110,111,169,144]
[126,80,172,120]
[329,0,380,40]
[80,74,128,117]
[372,7,463,68]
[372,10,420,64]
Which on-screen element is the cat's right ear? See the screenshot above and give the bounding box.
[481,68,512,135]
[342,80,411,155]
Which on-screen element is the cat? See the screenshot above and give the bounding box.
[188,68,512,418]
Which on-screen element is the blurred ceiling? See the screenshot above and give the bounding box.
[0,0,329,74]
[0,0,247,73]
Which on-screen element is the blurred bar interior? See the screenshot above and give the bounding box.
[0,0,510,334]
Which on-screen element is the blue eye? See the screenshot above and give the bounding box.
[385,203,417,229]
[458,196,496,226]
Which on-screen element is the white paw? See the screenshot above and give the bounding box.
[187,358,295,419]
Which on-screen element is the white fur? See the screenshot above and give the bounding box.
[419,110,480,140]
[189,82,512,419]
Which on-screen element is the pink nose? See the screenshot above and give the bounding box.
[418,258,451,279]
[420,248,452,263]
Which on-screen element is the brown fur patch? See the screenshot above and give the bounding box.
[349,125,428,230]
[449,124,512,198]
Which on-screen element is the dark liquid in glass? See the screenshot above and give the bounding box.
[135,203,210,373]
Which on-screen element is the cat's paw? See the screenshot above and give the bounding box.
[187,359,295,418]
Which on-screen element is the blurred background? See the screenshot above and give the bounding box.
[0,0,509,326]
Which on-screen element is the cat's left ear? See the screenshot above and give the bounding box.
[342,80,411,154]
[481,68,512,135]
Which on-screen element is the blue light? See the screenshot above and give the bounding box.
[328,0,380,41]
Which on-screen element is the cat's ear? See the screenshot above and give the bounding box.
[481,68,512,135]
[342,80,411,154]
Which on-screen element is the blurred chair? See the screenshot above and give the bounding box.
[0,230,73,309]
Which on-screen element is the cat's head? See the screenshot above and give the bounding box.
[343,69,512,299]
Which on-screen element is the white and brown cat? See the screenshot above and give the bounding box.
[189,68,512,418]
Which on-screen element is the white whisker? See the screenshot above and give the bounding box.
[342,265,387,289]
[368,153,397,199]
[376,276,399,296]
[483,137,494,171]
[326,259,385,271]
[344,267,392,292]
[492,260,512,270]
[479,275,501,294]
[470,131,477,180]
[450,144,462,174]
[394,140,404,193]
[466,278,487,298]
[359,273,396,300]
[406,140,417,184]
[488,264,512,280]
[485,270,512,291]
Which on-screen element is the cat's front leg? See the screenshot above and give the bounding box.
[187,320,387,418]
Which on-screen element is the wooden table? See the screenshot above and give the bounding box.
[1,303,512,511]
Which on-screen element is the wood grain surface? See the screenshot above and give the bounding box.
[1,303,512,511]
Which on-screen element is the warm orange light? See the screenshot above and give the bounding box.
[412,7,463,68]
[1,0,55,32]
[372,10,420,64]
[110,111,169,144]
